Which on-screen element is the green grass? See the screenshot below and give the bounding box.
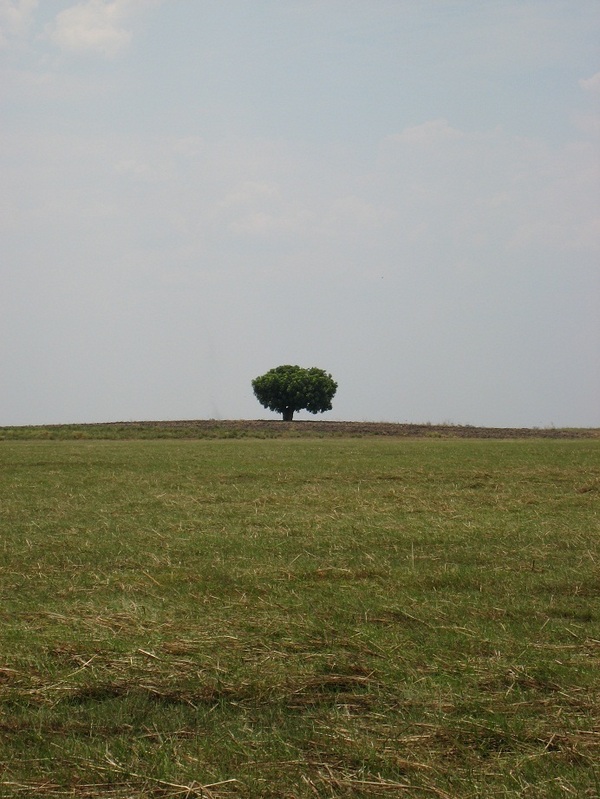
[0,438,598,797]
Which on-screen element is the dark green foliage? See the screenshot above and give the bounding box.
[252,364,338,420]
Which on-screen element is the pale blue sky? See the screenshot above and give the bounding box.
[1,1,599,426]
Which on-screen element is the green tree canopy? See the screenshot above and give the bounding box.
[252,365,338,421]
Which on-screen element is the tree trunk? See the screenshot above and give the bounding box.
[282,408,294,421]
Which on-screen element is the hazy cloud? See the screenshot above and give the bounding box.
[580,71,600,93]
[575,71,600,135]
[0,0,36,45]
[220,181,280,208]
[47,0,161,57]
[388,118,464,146]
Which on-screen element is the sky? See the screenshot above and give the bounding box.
[1,0,599,428]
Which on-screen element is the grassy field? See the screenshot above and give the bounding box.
[0,437,598,797]
[1,419,598,441]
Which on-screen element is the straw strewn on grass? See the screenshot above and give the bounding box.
[0,438,598,797]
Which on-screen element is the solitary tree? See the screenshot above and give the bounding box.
[252,365,337,421]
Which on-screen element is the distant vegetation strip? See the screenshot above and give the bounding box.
[1,419,598,440]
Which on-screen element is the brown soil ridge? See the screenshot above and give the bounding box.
[92,419,599,439]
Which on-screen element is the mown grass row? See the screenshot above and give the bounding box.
[0,438,598,797]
